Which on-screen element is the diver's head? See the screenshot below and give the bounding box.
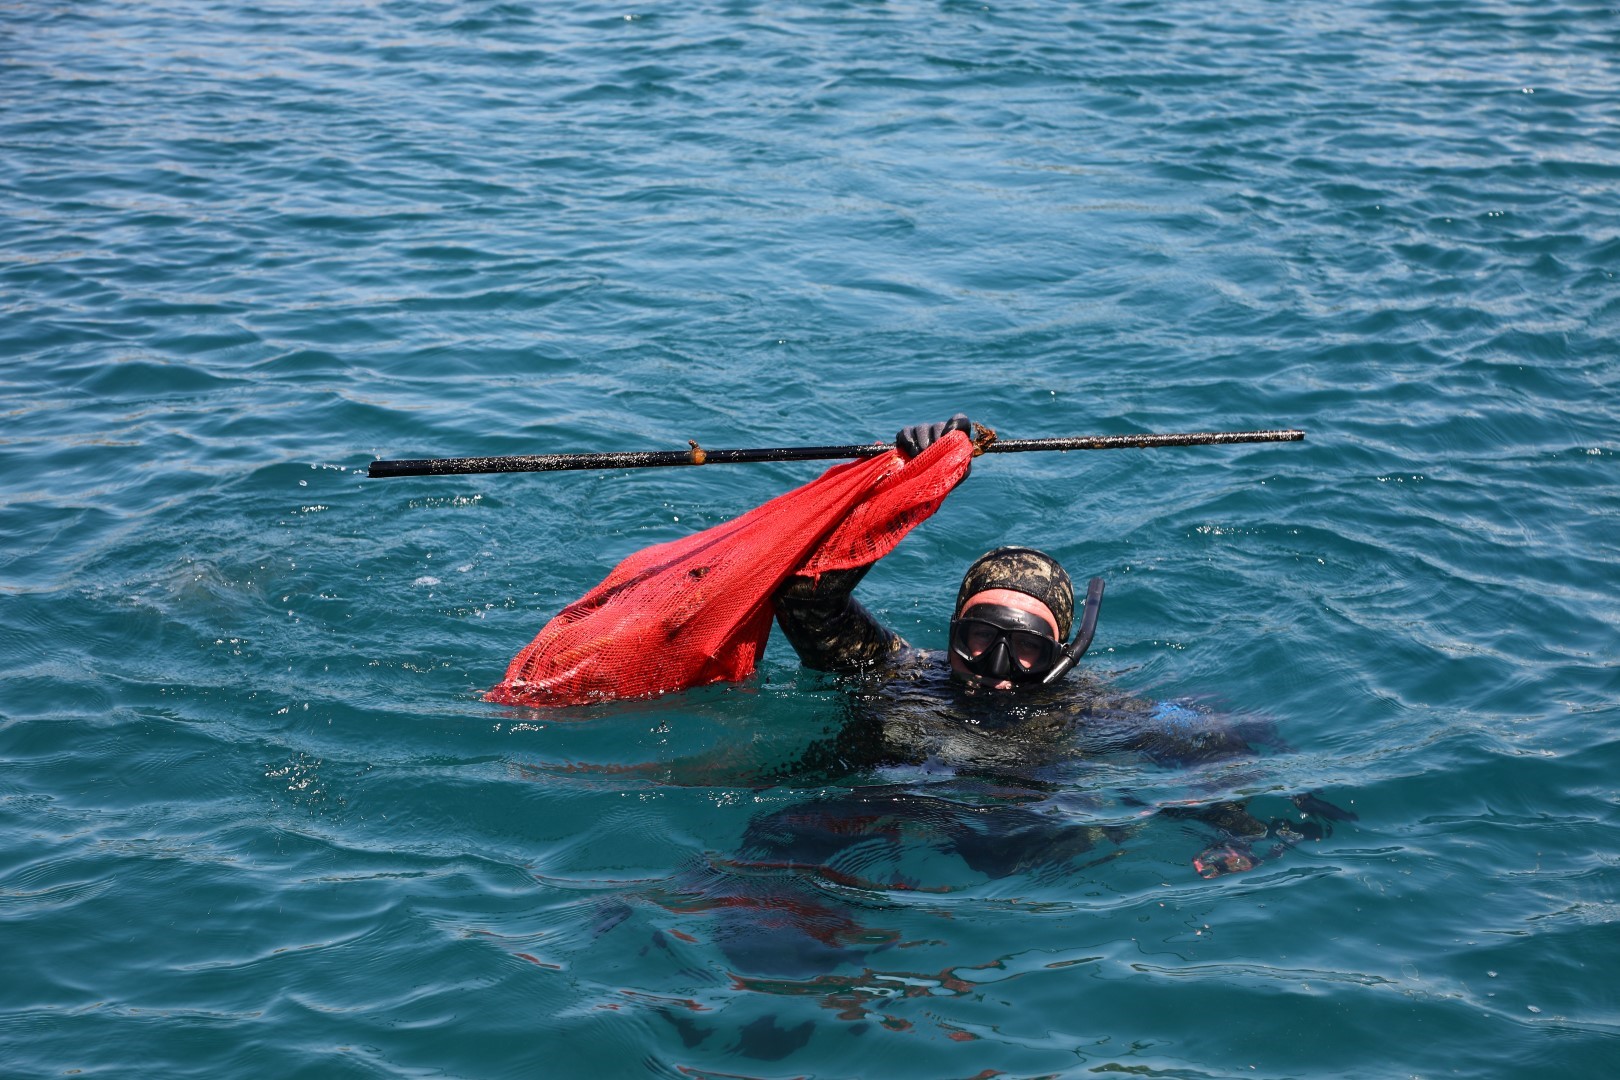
[950,547,1071,690]
[949,547,1101,691]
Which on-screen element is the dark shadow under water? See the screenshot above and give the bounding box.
[551,669,1357,1062]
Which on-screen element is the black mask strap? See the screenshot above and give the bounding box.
[1040,577,1105,685]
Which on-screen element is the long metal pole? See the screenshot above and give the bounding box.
[367,428,1305,478]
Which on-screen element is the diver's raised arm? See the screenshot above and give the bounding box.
[774,565,906,672]
[772,414,973,674]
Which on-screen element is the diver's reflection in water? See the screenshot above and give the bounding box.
[598,769,1351,1059]
[521,698,1354,1058]
[625,780,1130,1056]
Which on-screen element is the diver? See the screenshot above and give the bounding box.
[613,417,1349,1053]
[770,414,1354,877]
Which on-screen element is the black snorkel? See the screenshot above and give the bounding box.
[1039,576,1105,685]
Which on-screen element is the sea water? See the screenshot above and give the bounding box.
[3,1,1617,1076]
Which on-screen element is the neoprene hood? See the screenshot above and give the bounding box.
[955,547,1075,639]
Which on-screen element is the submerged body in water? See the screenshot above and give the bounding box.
[629,665,1347,1052]
[770,552,1353,876]
[771,652,1345,878]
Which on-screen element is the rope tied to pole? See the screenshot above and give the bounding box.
[970,421,998,457]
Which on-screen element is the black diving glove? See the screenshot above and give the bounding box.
[1191,794,1358,879]
[895,413,971,459]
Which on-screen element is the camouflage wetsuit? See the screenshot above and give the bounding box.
[771,564,1351,875]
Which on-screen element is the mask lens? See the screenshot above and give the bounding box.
[951,613,1059,681]
[1008,631,1051,672]
[962,622,999,658]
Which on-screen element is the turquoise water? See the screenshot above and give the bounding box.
[4,0,1618,1075]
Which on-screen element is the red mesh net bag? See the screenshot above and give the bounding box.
[486,433,974,708]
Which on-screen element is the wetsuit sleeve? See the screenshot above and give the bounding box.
[773,564,907,673]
